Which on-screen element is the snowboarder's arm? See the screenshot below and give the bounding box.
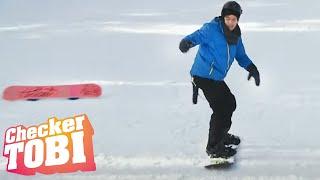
[179,23,211,53]
[184,23,211,45]
[236,37,260,86]
[235,37,252,69]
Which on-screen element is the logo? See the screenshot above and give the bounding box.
[2,114,96,175]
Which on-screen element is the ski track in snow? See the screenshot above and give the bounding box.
[2,148,320,179]
[1,19,320,40]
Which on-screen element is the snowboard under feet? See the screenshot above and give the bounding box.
[204,142,239,169]
[204,156,235,169]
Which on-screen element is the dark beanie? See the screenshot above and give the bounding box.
[221,9,241,20]
[221,1,242,20]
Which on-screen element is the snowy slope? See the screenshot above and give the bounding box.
[1,0,320,179]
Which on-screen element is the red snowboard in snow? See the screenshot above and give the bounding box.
[3,83,102,101]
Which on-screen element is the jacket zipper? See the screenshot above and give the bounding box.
[209,61,214,75]
[211,19,231,76]
[226,43,230,73]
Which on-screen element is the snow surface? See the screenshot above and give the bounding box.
[1,0,320,179]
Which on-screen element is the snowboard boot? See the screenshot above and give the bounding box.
[223,133,241,146]
[206,141,237,158]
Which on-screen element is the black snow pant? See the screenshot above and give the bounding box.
[192,76,237,149]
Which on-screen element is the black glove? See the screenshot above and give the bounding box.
[179,39,193,53]
[246,63,260,86]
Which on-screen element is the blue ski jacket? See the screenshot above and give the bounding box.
[183,17,253,81]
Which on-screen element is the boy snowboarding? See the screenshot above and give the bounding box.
[179,1,260,161]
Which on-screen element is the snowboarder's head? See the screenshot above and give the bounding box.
[221,1,242,31]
